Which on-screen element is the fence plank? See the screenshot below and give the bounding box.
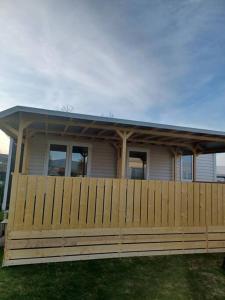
[133,180,141,226]
[205,184,212,226]
[42,177,55,229]
[103,179,112,227]
[187,183,194,226]
[23,176,37,230]
[61,178,73,226]
[87,178,97,227]
[218,184,223,225]
[175,182,181,227]
[212,184,218,226]
[126,180,134,226]
[168,182,175,227]
[193,183,200,226]
[33,176,46,230]
[111,179,120,227]
[148,181,155,226]
[70,178,81,227]
[161,181,169,227]
[141,180,148,226]
[155,181,162,226]
[52,177,64,228]
[119,179,127,227]
[95,179,104,226]
[14,175,28,230]
[181,182,188,226]
[79,178,90,227]
[199,183,206,226]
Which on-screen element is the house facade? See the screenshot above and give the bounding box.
[1,106,225,266]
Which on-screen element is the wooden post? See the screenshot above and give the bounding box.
[22,131,29,174]
[116,130,133,178]
[14,119,24,174]
[173,153,177,181]
[193,152,197,182]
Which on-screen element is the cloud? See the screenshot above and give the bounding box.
[0,0,225,158]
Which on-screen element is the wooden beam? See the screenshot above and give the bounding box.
[14,118,24,174]
[193,152,197,182]
[37,118,225,143]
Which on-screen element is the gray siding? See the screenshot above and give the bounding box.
[27,134,216,181]
[149,146,173,180]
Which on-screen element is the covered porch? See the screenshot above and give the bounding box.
[1,106,225,266]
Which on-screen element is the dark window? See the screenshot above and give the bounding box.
[48,144,67,176]
[128,151,147,179]
[71,146,88,177]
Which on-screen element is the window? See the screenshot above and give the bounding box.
[128,151,147,179]
[48,144,67,176]
[181,155,193,181]
[71,146,88,177]
[47,143,90,177]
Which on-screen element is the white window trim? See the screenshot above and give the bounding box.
[127,147,150,179]
[44,140,92,177]
[180,155,193,181]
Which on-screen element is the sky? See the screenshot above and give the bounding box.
[0,0,225,163]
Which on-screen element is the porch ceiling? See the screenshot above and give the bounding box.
[1,106,225,155]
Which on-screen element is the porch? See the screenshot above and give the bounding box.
[1,106,225,265]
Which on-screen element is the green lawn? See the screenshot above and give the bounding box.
[0,250,225,300]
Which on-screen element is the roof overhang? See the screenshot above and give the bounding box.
[1,106,225,155]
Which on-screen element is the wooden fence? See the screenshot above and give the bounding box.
[3,174,225,266]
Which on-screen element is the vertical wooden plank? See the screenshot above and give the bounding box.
[61,177,73,227]
[7,174,19,231]
[199,183,206,226]
[119,179,127,227]
[187,183,194,226]
[212,184,218,226]
[70,178,81,228]
[111,179,120,226]
[14,175,28,230]
[223,185,225,225]
[193,182,200,226]
[95,178,104,226]
[133,180,141,226]
[33,176,46,230]
[42,176,55,229]
[140,180,148,227]
[126,179,134,226]
[23,176,37,230]
[86,178,97,227]
[174,181,181,227]
[217,184,223,225]
[52,177,64,228]
[161,181,169,227]
[79,177,90,227]
[154,181,162,226]
[148,180,155,226]
[168,181,175,227]
[181,182,188,226]
[205,183,212,226]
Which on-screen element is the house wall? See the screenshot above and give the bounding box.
[27,134,216,181]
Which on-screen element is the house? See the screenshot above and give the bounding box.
[1,106,225,266]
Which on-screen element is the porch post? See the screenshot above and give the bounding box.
[14,117,24,174]
[193,152,197,182]
[173,153,177,181]
[22,130,29,174]
[116,130,133,178]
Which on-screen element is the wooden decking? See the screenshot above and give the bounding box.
[3,174,225,266]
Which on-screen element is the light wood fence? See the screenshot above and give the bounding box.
[3,174,225,266]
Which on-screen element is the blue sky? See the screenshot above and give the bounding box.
[0,0,225,162]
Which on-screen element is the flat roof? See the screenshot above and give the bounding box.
[1,105,225,155]
[1,105,225,137]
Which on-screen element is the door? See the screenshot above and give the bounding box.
[127,148,149,179]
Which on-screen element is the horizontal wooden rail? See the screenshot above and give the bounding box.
[3,174,225,266]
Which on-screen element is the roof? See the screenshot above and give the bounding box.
[0,105,225,154]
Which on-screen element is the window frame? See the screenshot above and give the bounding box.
[181,155,193,181]
[44,140,92,177]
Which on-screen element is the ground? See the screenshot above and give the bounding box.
[0,250,225,299]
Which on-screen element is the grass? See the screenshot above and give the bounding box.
[0,250,225,299]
